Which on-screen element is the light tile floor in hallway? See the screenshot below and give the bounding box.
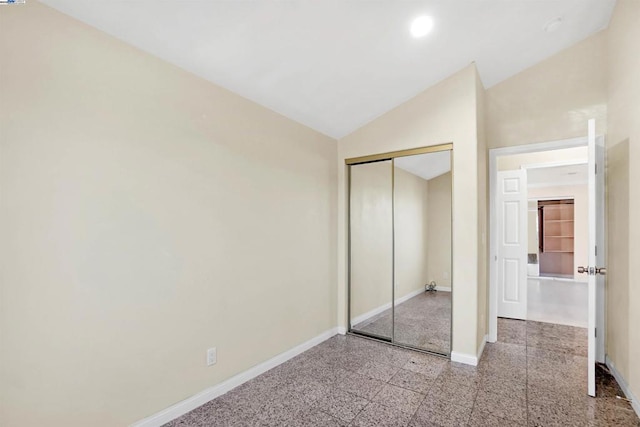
[527,277,588,328]
[166,319,639,426]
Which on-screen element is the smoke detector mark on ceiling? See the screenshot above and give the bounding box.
[544,17,563,33]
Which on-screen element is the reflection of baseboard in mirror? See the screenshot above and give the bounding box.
[352,290,452,355]
[351,288,423,326]
[347,143,453,356]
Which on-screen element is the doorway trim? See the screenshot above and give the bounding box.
[489,136,589,343]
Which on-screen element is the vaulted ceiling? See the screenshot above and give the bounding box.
[41,0,616,138]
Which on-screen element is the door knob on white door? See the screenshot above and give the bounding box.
[578,266,606,275]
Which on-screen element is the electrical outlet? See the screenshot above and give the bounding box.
[206,347,217,366]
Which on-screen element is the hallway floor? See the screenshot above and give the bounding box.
[527,277,588,327]
[166,320,639,426]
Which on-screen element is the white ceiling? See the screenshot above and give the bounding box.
[527,163,588,187]
[40,0,616,138]
[395,150,451,181]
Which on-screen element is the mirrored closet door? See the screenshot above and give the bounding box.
[349,160,393,340]
[348,145,452,356]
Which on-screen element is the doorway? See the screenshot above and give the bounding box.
[499,156,590,328]
[489,128,606,397]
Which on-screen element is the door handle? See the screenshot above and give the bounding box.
[578,266,606,275]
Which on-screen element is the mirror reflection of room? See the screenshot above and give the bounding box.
[349,160,394,340]
[394,151,451,353]
[348,149,452,355]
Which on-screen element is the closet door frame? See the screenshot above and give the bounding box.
[347,158,394,342]
[346,142,453,356]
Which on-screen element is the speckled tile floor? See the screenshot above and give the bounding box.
[352,292,451,354]
[165,319,640,426]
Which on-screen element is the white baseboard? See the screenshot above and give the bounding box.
[396,288,427,304]
[435,286,451,292]
[451,351,478,366]
[605,355,640,417]
[351,302,391,326]
[351,288,424,326]
[336,326,347,335]
[131,327,340,427]
[450,335,487,367]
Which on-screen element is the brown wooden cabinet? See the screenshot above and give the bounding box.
[539,200,574,277]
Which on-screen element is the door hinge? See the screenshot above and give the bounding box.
[595,328,597,338]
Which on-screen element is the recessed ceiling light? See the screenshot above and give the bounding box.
[411,15,434,38]
[544,17,563,33]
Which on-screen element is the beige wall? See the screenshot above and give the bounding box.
[605,140,630,385]
[605,0,640,403]
[486,32,607,149]
[527,185,588,282]
[338,64,481,358]
[497,146,588,171]
[0,3,337,426]
[476,68,488,349]
[426,172,452,289]
[349,161,394,319]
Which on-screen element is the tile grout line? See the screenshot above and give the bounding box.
[348,383,375,424]
[404,384,429,427]
[385,359,434,427]
[465,384,479,426]
[345,364,421,426]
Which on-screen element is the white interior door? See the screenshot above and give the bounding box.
[584,118,606,397]
[497,169,528,320]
